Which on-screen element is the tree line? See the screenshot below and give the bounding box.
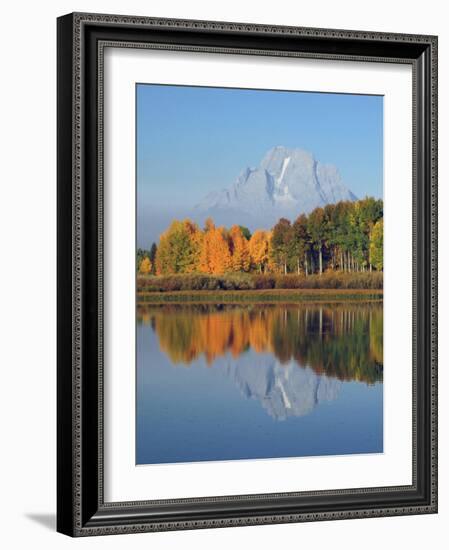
[137,197,383,277]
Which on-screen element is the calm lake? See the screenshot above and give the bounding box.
[136,301,383,464]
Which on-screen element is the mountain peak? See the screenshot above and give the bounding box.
[260,146,314,172]
[195,146,356,230]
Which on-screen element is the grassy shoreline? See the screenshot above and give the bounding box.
[137,272,383,293]
[137,288,383,304]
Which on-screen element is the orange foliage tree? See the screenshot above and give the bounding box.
[139,256,152,274]
[229,225,250,272]
[249,230,271,273]
[183,219,203,273]
[199,218,232,275]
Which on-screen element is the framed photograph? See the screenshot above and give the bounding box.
[57,12,438,536]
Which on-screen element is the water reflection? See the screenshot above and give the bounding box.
[223,355,342,420]
[136,302,383,463]
[137,303,383,385]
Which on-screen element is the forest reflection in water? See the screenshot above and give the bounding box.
[137,302,383,385]
[136,301,383,463]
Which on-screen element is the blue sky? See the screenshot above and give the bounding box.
[137,84,383,248]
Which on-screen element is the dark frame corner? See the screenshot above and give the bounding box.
[57,12,438,537]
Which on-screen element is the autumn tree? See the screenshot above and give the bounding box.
[271,218,293,274]
[199,218,214,274]
[357,197,383,271]
[204,217,215,233]
[155,219,201,274]
[249,230,270,273]
[199,220,232,274]
[183,219,203,273]
[149,242,157,273]
[210,227,232,274]
[229,225,250,272]
[370,218,383,271]
[139,256,152,274]
[136,248,151,271]
[347,202,367,271]
[291,214,310,275]
[331,200,351,271]
[266,231,278,274]
[307,207,326,275]
[323,203,336,270]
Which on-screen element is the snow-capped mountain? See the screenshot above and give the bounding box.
[195,146,357,229]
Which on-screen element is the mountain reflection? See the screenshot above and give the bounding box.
[137,303,383,390]
[223,354,343,420]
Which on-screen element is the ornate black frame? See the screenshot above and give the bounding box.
[57,12,438,537]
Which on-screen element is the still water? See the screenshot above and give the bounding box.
[136,302,383,464]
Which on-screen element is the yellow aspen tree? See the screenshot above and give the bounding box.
[155,227,174,275]
[266,231,280,273]
[204,217,215,233]
[199,220,214,274]
[229,225,250,272]
[198,218,231,274]
[139,256,152,274]
[249,230,270,273]
[183,219,203,273]
[369,218,383,271]
[154,219,200,274]
[208,227,232,274]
